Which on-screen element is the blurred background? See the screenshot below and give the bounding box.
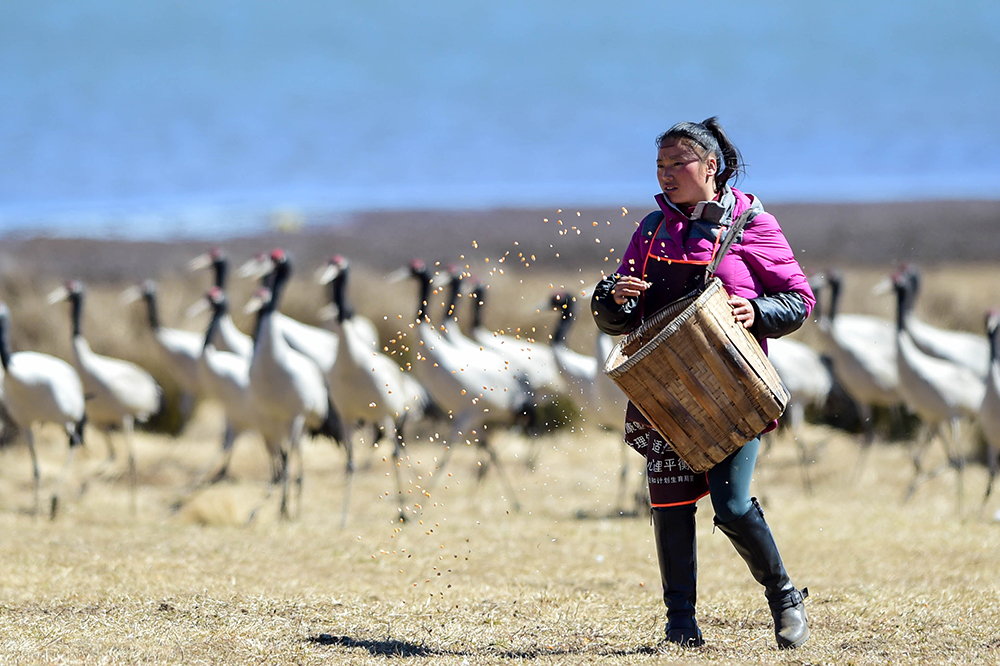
[1,0,998,241]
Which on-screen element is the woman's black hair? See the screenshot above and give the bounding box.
[655,116,745,191]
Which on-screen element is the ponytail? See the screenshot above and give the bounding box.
[656,116,745,192]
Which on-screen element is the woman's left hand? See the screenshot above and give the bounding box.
[728,296,755,329]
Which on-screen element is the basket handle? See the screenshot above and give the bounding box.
[702,205,755,285]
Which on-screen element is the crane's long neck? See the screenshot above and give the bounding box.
[331,272,353,323]
[553,300,575,345]
[989,320,999,364]
[213,257,228,291]
[0,313,11,370]
[143,292,160,331]
[471,285,485,330]
[251,263,288,353]
[810,283,824,323]
[827,278,841,322]
[251,294,276,355]
[414,270,431,323]
[70,292,84,338]
[251,308,266,354]
[893,280,908,333]
[442,276,462,330]
[204,300,226,351]
[266,263,290,316]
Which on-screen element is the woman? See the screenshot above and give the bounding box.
[591,117,815,649]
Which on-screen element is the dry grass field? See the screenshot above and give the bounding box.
[1,203,999,664]
[0,408,998,665]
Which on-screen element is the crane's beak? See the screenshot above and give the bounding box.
[317,303,337,322]
[244,290,270,315]
[871,276,893,296]
[119,285,143,305]
[185,298,210,319]
[46,286,69,305]
[385,267,409,284]
[316,263,340,285]
[188,253,213,271]
[986,310,1000,334]
[237,256,271,279]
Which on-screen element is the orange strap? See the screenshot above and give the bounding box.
[650,489,710,509]
[639,216,722,281]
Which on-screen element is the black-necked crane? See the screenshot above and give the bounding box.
[812,272,899,470]
[0,302,86,518]
[765,335,833,491]
[468,280,567,404]
[48,280,161,514]
[317,255,380,349]
[395,259,526,510]
[898,265,990,379]
[184,287,256,490]
[979,310,1000,517]
[891,271,985,510]
[239,251,339,374]
[318,255,433,430]
[189,248,253,358]
[548,292,611,426]
[245,249,347,522]
[440,267,536,404]
[826,272,896,348]
[318,254,414,522]
[121,279,203,423]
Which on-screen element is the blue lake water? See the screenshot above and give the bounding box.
[1,1,998,239]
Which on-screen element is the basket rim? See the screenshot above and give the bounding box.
[604,277,725,377]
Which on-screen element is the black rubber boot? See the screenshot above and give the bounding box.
[715,498,809,649]
[653,506,704,647]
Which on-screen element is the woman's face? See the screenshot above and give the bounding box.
[656,140,717,207]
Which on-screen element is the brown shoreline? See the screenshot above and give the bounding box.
[2,199,998,283]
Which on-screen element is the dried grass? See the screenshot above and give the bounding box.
[0,220,998,663]
[0,408,999,664]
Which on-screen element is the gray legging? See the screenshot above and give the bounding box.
[705,437,760,523]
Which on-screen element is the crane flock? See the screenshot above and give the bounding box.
[1,251,998,523]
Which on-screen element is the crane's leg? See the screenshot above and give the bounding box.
[170,423,242,513]
[122,415,138,516]
[905,423,951,503]
[851,403,876,483]
[358,420,380,471]
[51,421,83,520]
[210,421,238,483]
[282,415,305,521]
[338,428,356,530]
[478,435,521,513]
[25,428,40,518]
[980,442,999,520]
[178,390,196,428]
[424,414,466,492]
[788,403,814,495]
[103,428,117,463]
[945,418,965,514]
[246,437,282,526]
[389,416,407,523]
[192,422,238,490]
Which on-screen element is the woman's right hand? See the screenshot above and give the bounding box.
[611,276,651,305]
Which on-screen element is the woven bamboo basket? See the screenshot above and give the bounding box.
[603,277,788,472]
